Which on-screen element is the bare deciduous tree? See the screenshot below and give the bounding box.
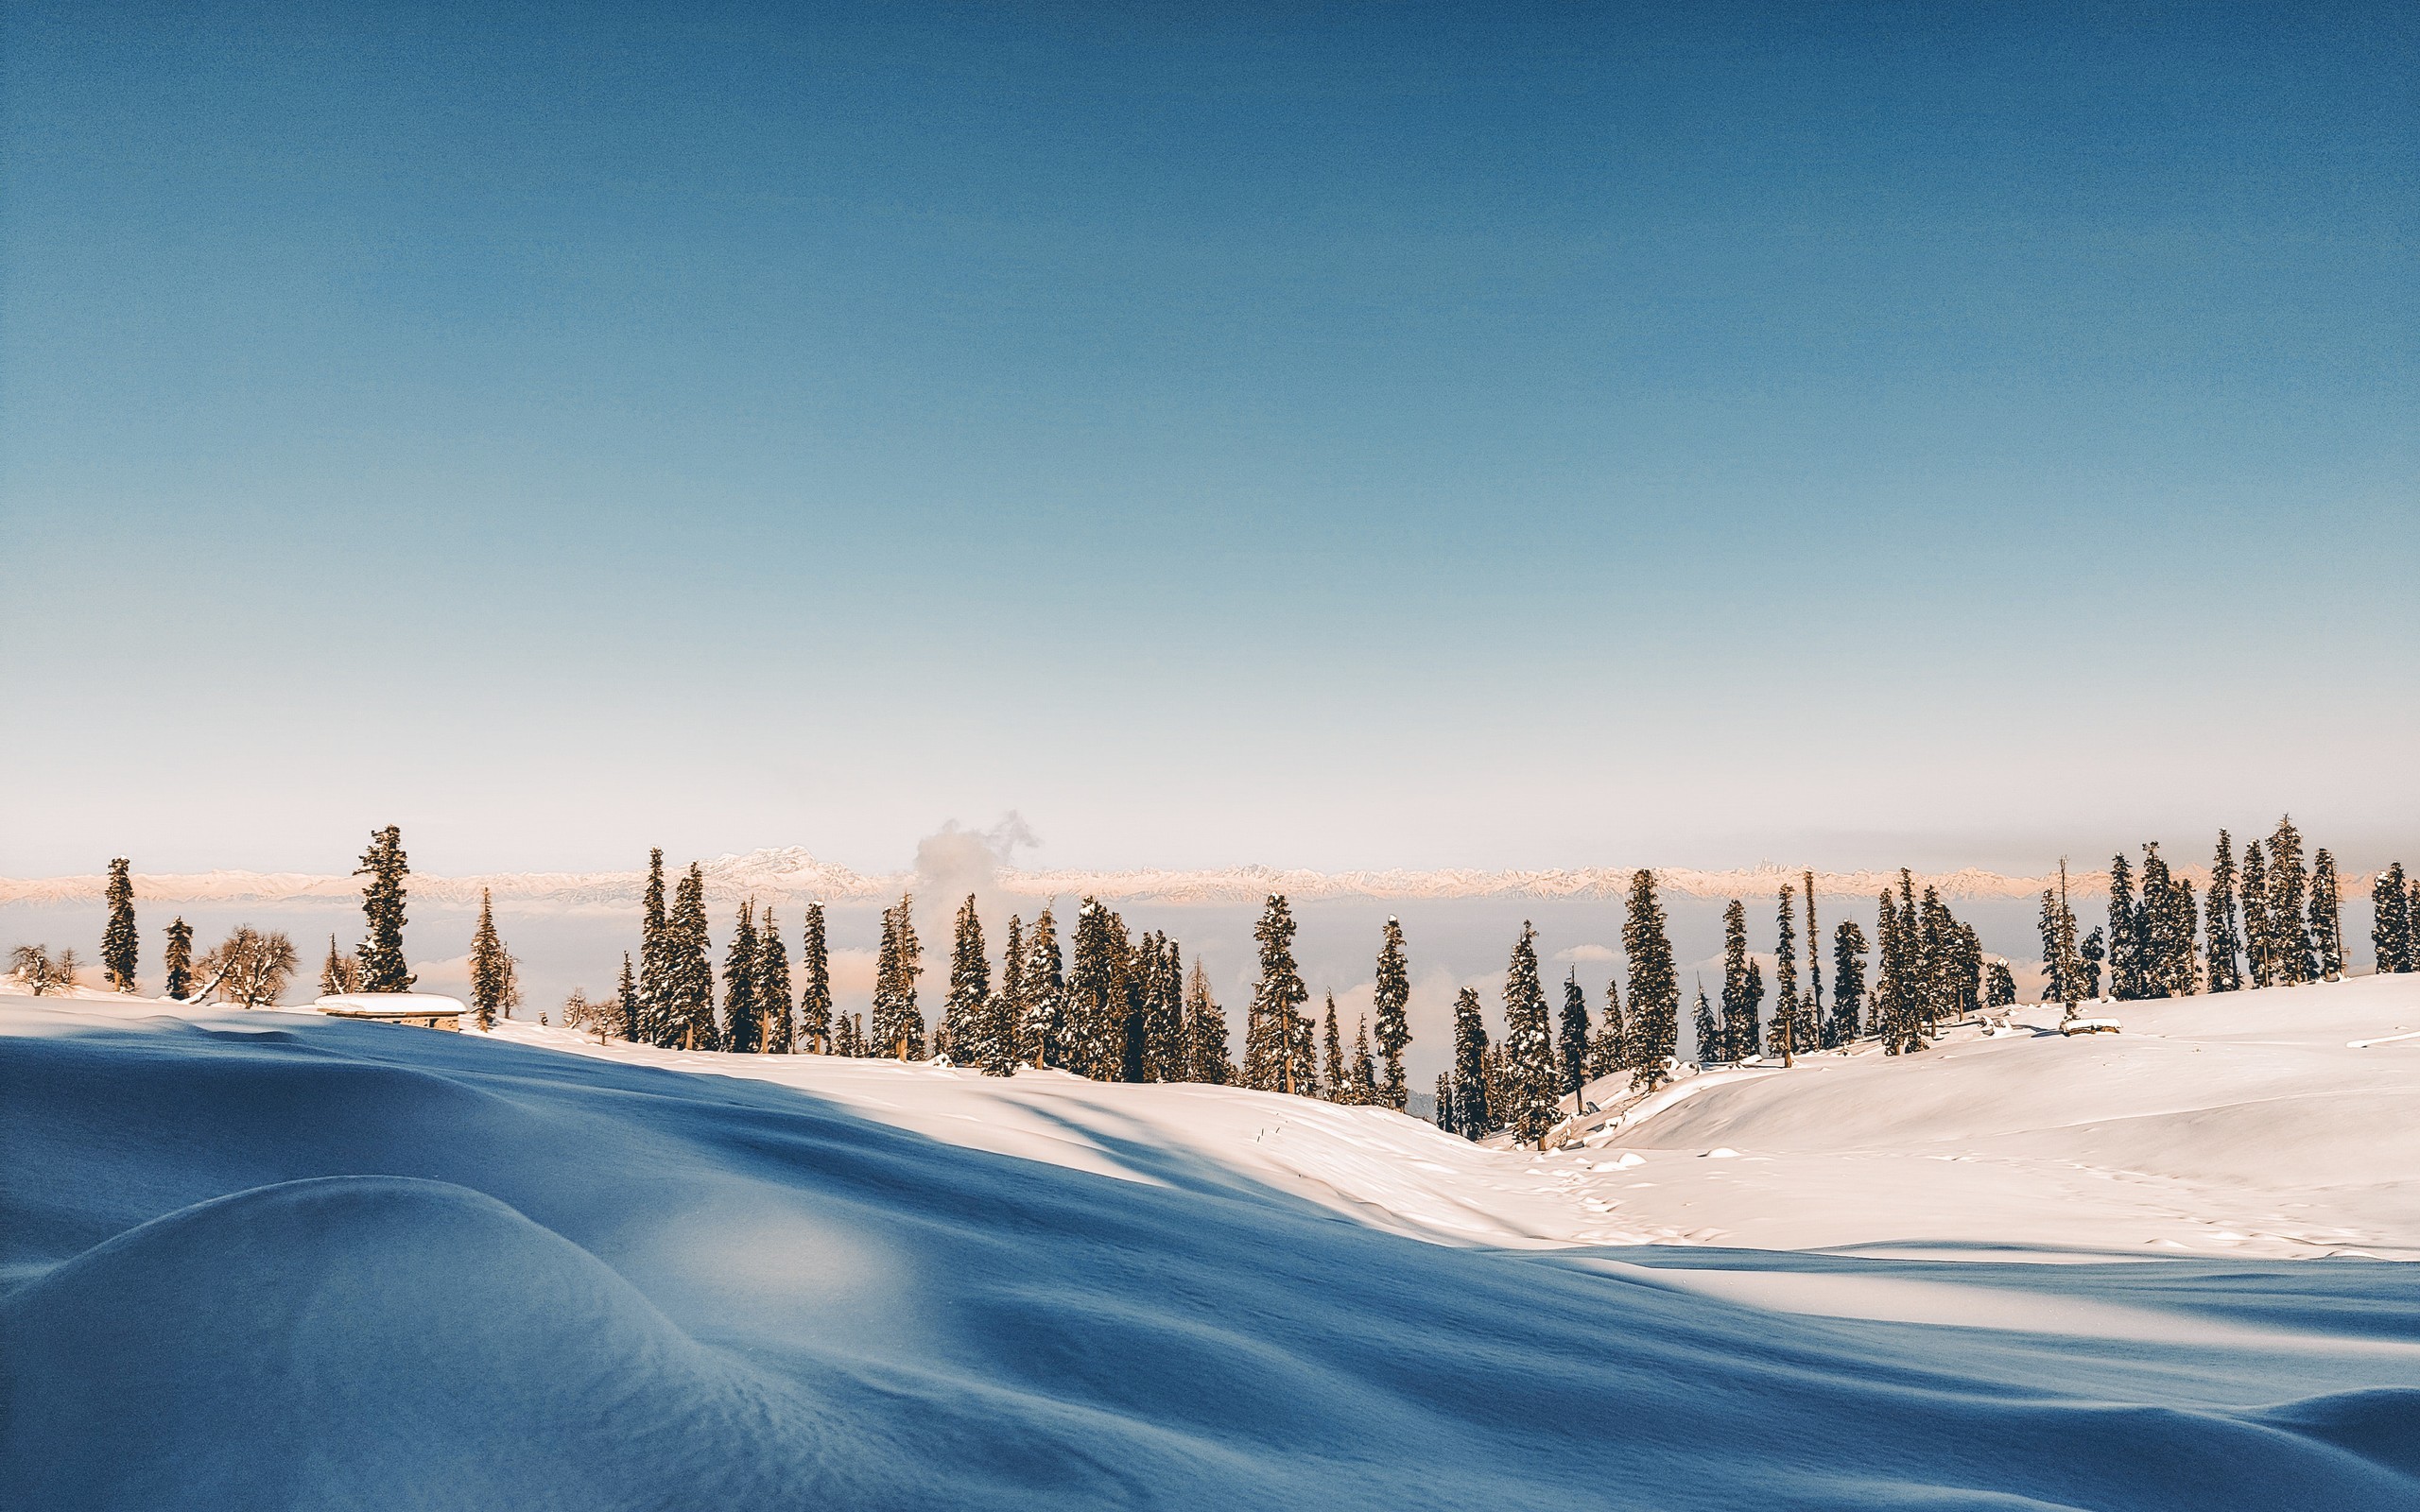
[560,988,616,1045]
[195,927,298,1008]
[9,945,81,996]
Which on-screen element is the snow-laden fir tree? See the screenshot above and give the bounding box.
[2373,863,2412,974]
[318,936,360,997]
[1874,889,1918,1055]
[1802,870,1824,1034]
[1773,884,1803,1064]
[1434,1072,1459,1134]
[1690,979,1718,1066]
[1497,922,1559,1142]
[666,864,717,1050]
[2104,853,2140,1001]
[756,907,792,1052]
[1741,958,1766,1055]
[1248,894,1311,1095]
[1719,900,1753,1063]
[944,894,990,1066]
[1063,898,1130,1080]
[1373,916,1412,1110]
[1985,960,2017,1007]
[799,902,833,1053]
[2308,849,2343,982]
[354,826,414,993]
[163,917,194,1001]
[1557,970,1590,1097]
[2079,925,2104,1000]
[1321,992,1346,1101]
[1022,905,1064,1069]
[1621,870,1680,1090]
[2267,816,2314,986]
[1828,919,1866,1044]
[987,915,1026,1075]
[2204,832,2244,992]
[467,888,518,1032]
[101,858,139,993]
[1588,974,1627,1079]
[1350,1016,1376,1106]
[1139,933,1185,1081]
[722,902,762,1052]
[638,849,670,1044]
[872,891,925,1061]
[1446,986,1491,1136]
[2239,839,2273,987]
[1184,958,1234,1085]
[616,953,641,1041]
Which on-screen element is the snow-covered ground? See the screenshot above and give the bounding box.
[7,977,2420,1507]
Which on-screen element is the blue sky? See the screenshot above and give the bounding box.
[3,2,2413,877]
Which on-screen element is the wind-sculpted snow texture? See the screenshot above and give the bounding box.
[6,989,2420,1509]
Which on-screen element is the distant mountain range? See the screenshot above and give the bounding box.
[0,846,2272,908]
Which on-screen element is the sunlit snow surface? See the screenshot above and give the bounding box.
[6,979,2420,1508]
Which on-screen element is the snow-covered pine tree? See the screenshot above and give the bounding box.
[1622,870,1680,1090]
[2079,926,2104,1000]
[1985,960,2018,1007]
[1063,898,1130,1080]
[2035,889,2068,1005]
[2268,816,2313,985]
[1373,916,1412,1110]
[944,894,990,1066]
[1557,970,1590,1097]
[2373,864,2412,974]
[468,887,514,1032]
[1875,889,1916,1055]
[2104,852,2141,1001]
[1497,922,1559,1142]
[667,864,717,1049]
[638,849,670,1044]
[318,936,359,997]
[2240,839,2273,987]
[988,915,1026,1075]
[354,826,414,993]
[1802,870,1824,1035]
[1022,905,1064,1069]
[1741,957,1767,1056]
[722,902,762,1053]
[101,858,139,993]
[2167,877,2201,998]
[163,917,194,1001]
[756,907,793,1052]
[1321,992,1346,1101]
[1691,979,1718,1066]
[1249,894,1311,1095]
[2204,832,2243,991]
[2135,846,2179,999]
[1144,934,1186,1081]
[1588,975,1627,1079]
[2308,849,2343,982]
[1719,900,1752,1063]
[871,891,925,1060]
[1828,919,1867,1044]
[1448,987,1491,1135]
[1773,884,1802,1065]
[1351,1015,1376,1105]
[1184,958,1233,1085]
[799,902,833,1053]
[1434,1071,1460,1136]
[616,953,641,1041]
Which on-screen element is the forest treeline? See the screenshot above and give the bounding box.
[15,816,2420,1145]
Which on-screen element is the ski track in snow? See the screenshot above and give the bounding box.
[7,976,2420,1508]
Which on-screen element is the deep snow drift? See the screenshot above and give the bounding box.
[6,979,2420,1509]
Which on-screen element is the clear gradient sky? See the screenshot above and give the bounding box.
[3,2,2413,879]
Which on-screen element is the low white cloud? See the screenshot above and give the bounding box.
[1553,943,1616,963]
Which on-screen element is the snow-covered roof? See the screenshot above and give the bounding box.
[315,993,468,1019]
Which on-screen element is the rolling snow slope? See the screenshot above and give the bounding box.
[5,981,2420,1509]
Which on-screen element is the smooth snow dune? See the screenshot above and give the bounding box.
[7,994,2420,1509]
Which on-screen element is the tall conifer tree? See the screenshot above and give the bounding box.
[2205,831,2244,992]
[722,902,762,1053]
[1447,986,1492,1136]
[1184,958,1233,1085]
[1063,899,1130,1080]
[2372,864,2412,974]
[1622,870,1680,1089]
[1589,975,1627,1078]
[2308,849,2343,983]
[2240,839,2273,987]
[2268,816,2314,985]
[666,864,716,1049]
[1557,970,1591,1096]
[944,894,991,1065]
[1373,917,1412,1110]
[163,917,195,1001]
[638,849,670,1043]
[871,892,925,1060]
[1321,992,1346,1101]
[989,915,1027,1075]
[1829,919,1867,1043]
[799,902,833,1053]
[2106,853,2141,1001]
[318,936,358,997]
[757,909,792,1052]
[1802,870,1824,1035]
[1773,884,1804,1064]
[1350,1016,1376,1106]
[101,858,139,993]
[354,826,414,993]
[1499,922,1558,1141]
[1719,900,1753,1063]
[1691,979,1718,1066]
[1022,905,1065,1069]
[1249,895,1311,1094]
[616,953,641,1041]
[468,888,513,1031]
